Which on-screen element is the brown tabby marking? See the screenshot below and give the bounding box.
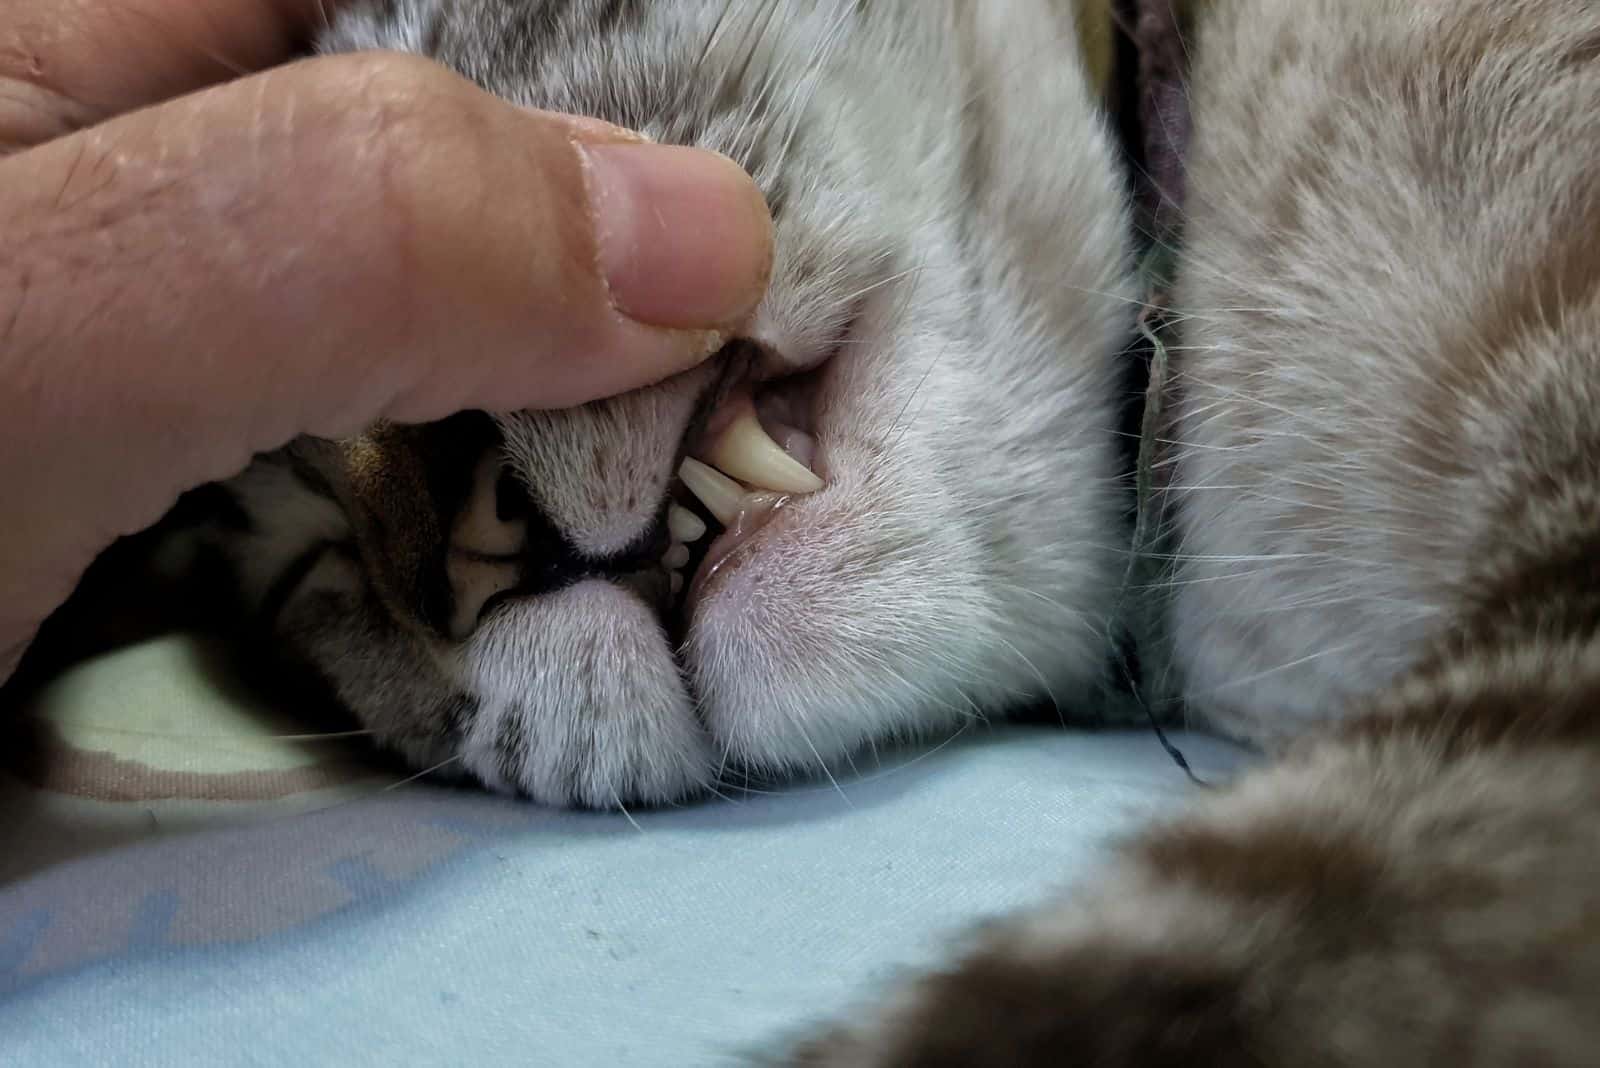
[787,947,1253,1068]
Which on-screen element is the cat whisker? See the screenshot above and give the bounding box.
[834,263,926,307]
[799,724,850,807]
[716,722,974,799]
[694,0,743,81]
[765,0,856,172]
[380,753,465,792]
[610,789,646,833]
[713,0,785,114]
[887,342,947,453]
[728,1,810,162]
[1173,639,1370,703]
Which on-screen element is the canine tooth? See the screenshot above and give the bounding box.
[678,458,744,525]
[703,407,823,494]
[668,505,706,543]
[670,571,684,596]
[767,421,817,472]
[663,544,690,569]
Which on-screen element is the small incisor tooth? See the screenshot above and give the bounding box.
[663,544,691,569]
[678,458,744,525]
[702,407,823,494]
[668,504,707,543]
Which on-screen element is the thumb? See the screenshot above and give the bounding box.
[0,51,773,674]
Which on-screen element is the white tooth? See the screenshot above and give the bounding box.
[678,458,744,525]
[703,407,823,494]
[670,571,684,595]
[663,544,691,569]
[668,504,707,543]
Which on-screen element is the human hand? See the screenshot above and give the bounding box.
[0,1,774,681]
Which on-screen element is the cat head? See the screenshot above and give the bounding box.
[224,0,1133,805]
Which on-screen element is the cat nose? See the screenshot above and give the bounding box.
[445,455,671,639]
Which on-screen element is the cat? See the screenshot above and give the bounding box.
[784,0,1600,1063]
[106,0,1600,1062]
[195,0,1139,809]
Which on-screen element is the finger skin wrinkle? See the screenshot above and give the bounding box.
[51,134,92,212]
[3,0,329,123]
[0,78,92,152]
[0,267,29,353]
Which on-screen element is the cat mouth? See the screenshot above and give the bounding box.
[667,363,828,623]
[447,347,833,641]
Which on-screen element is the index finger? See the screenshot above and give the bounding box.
[2,0,332,145]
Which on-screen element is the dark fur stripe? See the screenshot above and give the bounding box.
[785,944,1254,1068]
[259,540,354,630]
[278,450,340,503]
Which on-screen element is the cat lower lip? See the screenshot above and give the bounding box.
[669,438,824,622]
[681,490,797,614]
[658,317,852,629]
[662,363,826,603]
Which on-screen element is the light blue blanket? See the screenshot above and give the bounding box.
[1,701,1245,1066]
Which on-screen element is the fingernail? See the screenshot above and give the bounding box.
[577,142,774,330]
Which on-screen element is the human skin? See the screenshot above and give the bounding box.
[0,0,775,680]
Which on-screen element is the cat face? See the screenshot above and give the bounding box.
[222,0,1133,805]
